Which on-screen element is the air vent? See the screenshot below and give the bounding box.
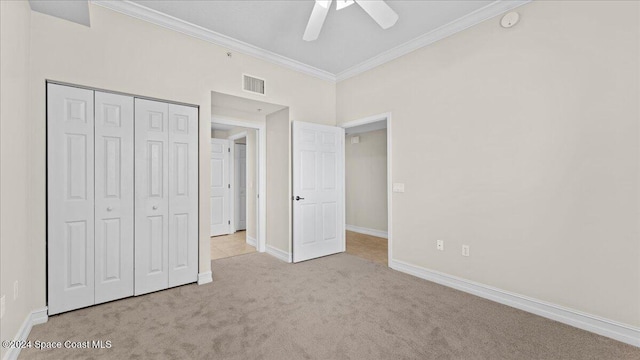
[243,74,265,95]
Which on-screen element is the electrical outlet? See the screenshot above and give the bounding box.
[1,295,5,319]
[436,240,444,251]
[462,245,470,257]
[14,280,19,300]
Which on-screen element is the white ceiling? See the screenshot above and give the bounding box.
[211,123,236,131]
[345,119,387,135]
[30,0,90,26]
[130,0,495,74]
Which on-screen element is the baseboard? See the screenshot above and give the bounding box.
[346,224,388,239]
[389,259,640,347]
[266,245,292,263]
[197,271,212,285]
[246,236,257,247]
[3,307,48,360]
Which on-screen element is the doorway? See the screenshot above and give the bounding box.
[210,124,259,260]
[340,113,392,266]
[209,91,288,261]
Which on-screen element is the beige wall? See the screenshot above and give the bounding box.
[245,129,258,241]
[345,130,387,232]
[211,130,229,139]
[266,108,292,254]
[0,2,34,358]
[26,4,334,316]
[337,1,640,327]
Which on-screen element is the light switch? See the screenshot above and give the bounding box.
[350,136,360,144]
[392,183,405,193]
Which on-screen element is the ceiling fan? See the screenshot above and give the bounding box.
[303,0,399,41]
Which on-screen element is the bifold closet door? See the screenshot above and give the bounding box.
[135,99,169,295]
[168,104,198,287]
[94,91,134,304]
[47,84,95,315]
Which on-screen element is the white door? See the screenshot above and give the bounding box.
[94,91,134,304]
[47,84,95,314]
[210,138,230,236]
[134,99,169,295]
[168,104,198,287]
[235,144,247,231]
[292,121,345,263]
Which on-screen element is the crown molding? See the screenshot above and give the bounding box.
[335,0,531,82]
[91,0,337,82]
[91,1,530,84]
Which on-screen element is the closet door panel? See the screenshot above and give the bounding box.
[135,99,169,295]
[94,91,134,304]
[47,84,95,315]
[168,104,199,287]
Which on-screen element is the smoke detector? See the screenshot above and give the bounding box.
[501,12,520,28]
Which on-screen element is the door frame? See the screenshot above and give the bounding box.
[339,112,393,266]
[227,131,247,235]
[212,116,266,253]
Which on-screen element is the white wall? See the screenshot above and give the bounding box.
[0,2,34,358]
[26,4,334,316]
[337,0,640,327]
[345,129,387,232]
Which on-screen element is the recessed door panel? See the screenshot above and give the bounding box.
[168,104,198,287]
[66,134,88,200]
[211,196,224,225]
[301,204,316,245]
[135,98,169,295]
[148,215,164,273]
[211,158,223,187]
[65,221,88,288]
[103,137,121,198]
[173,213,189,269]
[95,91,134,304]
[301,151,317,191]
[175,143,189,196]
[322,152,337,190]
[48,84,95,315]
[102,218,122,281]
[322,202,337,241]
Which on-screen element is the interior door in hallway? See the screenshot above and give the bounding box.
[235,143,247,231]
[292,121,345,263]
[211,138,230,236]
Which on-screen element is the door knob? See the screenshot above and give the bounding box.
[153,205,158,210]
[106,207,113,212]
[295,196,305,201]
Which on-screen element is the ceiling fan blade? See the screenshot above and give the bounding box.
[303,1,332,41]
[355,0,398,29]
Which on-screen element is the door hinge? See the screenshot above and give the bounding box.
[228,184,231,189]
[228,220,231,225]
[228,148,231,152]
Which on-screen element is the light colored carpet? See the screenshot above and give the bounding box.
[21,253,639,359]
